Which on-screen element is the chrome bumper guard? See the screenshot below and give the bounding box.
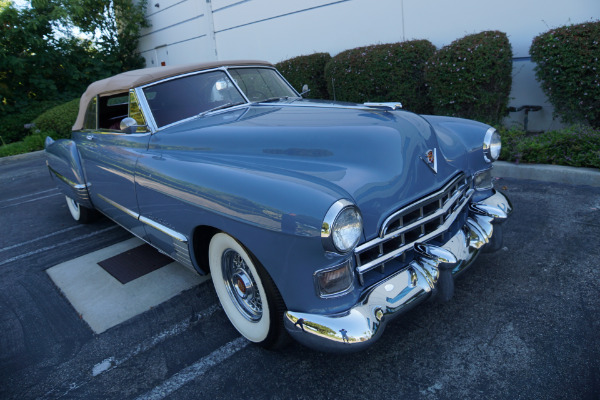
[284,190,512,352]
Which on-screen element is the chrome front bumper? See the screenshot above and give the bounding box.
[284,190,512,352]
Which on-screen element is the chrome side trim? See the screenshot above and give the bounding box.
[139,216,188,243]
[97,194,188,243]
[47,164,89,190]
[97,194,140,219]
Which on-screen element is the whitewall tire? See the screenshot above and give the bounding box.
[208,232,287,348]
[65,196,96,224]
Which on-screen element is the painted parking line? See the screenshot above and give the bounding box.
[92,304,220,377]
[47,237,208,333]
[136,337,250,400]
[0,190,62,209]
[0,188,58,203]
[0,226,119,266]
[0,225,82,253]
[43,304,221,399]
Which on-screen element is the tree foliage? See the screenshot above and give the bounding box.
[0,0,148,143]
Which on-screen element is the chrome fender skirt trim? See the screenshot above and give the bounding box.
[284,190,511,353]
[47,164,93,208]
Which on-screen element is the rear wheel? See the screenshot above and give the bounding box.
[208,232,288,348]
[65,196,96,224]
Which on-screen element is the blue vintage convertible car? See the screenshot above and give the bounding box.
[45,61,511,352]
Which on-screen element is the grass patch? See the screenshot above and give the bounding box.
[0,133,47,157]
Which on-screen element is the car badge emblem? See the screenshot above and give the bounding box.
[420,148,438,174]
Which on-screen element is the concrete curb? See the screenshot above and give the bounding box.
[492,161,600,188]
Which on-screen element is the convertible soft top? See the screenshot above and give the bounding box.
[73,60,272,131]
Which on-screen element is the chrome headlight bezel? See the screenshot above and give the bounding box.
[483,127,501,163]
[321,199,363,254]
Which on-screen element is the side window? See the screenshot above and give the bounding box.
[83,97,97,130]
[98,93,129,130]
[129,90,147,132]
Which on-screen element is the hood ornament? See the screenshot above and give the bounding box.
[420,148,438,174]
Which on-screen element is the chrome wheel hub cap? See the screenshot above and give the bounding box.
[222,249,262,321]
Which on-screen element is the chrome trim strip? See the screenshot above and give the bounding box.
[363,102,402,110]
[97,194,188,243]
[97,194,140,219]
[139,216,188,243]
[355,188,474,276]
[47,165,89,190]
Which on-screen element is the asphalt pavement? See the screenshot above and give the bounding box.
[0,151,599,399]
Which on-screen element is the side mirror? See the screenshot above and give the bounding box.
[120,117,148,134]
[300,84,310,96]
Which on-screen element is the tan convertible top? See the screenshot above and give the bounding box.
[73,60,273,130]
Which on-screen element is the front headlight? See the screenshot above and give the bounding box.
[483,127,501,163]
[322,200,363,253]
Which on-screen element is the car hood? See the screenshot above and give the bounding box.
[154,101,472,238]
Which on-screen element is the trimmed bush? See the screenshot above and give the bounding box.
[499,125,600,168]
[324,40,436,113]
[530,21,600,128]
[276,53,332,99]
[0,133,46,157]
[425,31,513,125]
[0,100,61,144]
[33,98,80,140]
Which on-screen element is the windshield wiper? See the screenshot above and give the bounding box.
[197,101,245,117]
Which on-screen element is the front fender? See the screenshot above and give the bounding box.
[421,115,491,173]
[45,136,93,208]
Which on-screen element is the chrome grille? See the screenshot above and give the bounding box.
[354,174,473,285]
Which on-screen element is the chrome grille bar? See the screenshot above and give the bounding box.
[354,174,472,283]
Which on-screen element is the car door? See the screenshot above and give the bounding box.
[77,90,151,239]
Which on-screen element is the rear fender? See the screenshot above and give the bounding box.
[45,137,93,208]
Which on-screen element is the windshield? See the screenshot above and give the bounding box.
[142,67,298,128]
[143,70,246,127]
[228,68,298,102]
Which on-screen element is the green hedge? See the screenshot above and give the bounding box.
[0,100,61,144]
[276,53,332,99]
[33,98,80,140]
[0,133,46,157]
[324,40,436,113]
[500,125,600,168]
[425,31,513,125]
[530,21,600,128]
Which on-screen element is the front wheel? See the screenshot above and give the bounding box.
[65,196,97,224]
[208,232,288,349]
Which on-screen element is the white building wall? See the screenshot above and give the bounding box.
[139,0,600,130]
